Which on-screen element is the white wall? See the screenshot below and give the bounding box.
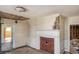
[65,16,79,52]
[1,18,29,48]
[13,21,29,48]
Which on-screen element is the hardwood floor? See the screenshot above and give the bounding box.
[5,46,49,54]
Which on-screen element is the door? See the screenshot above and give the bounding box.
[1,25,13,51]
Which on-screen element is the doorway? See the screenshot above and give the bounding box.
[70,25,79,53]
[1,25,13,51]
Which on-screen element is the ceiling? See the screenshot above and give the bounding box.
[0,5,79,18]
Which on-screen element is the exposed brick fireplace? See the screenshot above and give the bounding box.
[40,37,54,53]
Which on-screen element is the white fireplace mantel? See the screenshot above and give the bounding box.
[35,30,60,54]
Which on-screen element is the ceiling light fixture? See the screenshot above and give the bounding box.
[15,6,27,12]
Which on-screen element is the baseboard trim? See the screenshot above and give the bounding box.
[13,45,27,50]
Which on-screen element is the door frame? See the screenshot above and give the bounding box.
[1,24,13,51]
[0,18,2,52]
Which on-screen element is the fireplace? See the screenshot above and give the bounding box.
[40,37,54,53]
[36,30,60,54]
